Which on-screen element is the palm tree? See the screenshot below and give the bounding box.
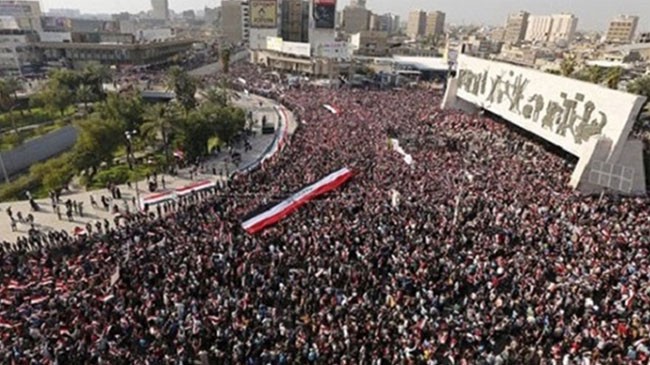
[605,67,623,90]
[141,103,180,171]
[82,64,111,97]
[585,66,605,84]
[165,66,197,113]
[220,48,231,74]
[202,87,231,109]
[76,84,94,112]
[560,56,576,77]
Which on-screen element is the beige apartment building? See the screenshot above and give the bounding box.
[407,10,426,40]
[425,11,445,41]
[220,0,244,45]
[342,5,371,34]
[605,15,639,44]
[503,11,529,45]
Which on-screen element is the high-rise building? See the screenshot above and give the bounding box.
[280,0,309,42]
[342,5,370,34]
[524,13,578,44]
[151,0,169,20]
[349,0,366,8]
[424,11,445,40]
[406,10,426,40]
[0,0,41,31]
[221,0,244,45]
[370,13,399,34]
[605,15,639,44]
[549,14,578,44]
[525,15,552,42]
[503,11,529,45]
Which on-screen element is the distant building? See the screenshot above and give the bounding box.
[221,0,245,45]
[462,35,501,57]
[38,39,193,69]
[349,0,366,8]
[549,14,578,44]
[47,8,81,18]
[0,0,41,31]
[151,0,169,21]
[204,7,220,26]
[182,10,196,20]
[503,11,529,45]
[424,11,445,41]
[0,28,40,76]
[639,32,650,43]
[280,0,309,43]
[489,27,505,42]
[605,15,639,44]
[350,30,388,56]
[370,13,399,34]
[498,45,538,67]
[342,5,370,34]
[525,14,577,44]
[525,15,552,42]
[406,10,426,40]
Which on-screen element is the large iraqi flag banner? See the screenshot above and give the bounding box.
[242,167,353,234]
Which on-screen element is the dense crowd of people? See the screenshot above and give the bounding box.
[1,63,650,364]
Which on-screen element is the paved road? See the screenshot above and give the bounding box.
[0,91,296,246]
[188,50,249,77]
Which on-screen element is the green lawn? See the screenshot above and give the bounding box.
[0,106,76,133]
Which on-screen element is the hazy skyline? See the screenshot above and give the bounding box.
[39,0,650,31]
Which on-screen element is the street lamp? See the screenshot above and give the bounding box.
[124,130,140,209]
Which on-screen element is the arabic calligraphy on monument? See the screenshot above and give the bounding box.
[458,69,608,145]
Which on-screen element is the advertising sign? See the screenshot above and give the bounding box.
[41,16,72,31]
[315,42,350,59]
[455,55,645,157]
[313,0,336,29]
[250,0,277,28]
[282,41,311,57]
[266,36,283,52]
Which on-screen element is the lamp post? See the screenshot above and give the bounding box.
[124,130,140,209]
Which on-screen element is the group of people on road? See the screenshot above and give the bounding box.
[1,64,649,365]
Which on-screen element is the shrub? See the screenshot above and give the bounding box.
[0,173,42,202]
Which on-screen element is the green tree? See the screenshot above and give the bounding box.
[220,48,231,74]
[76,84,94,112]
[178,109,212,160]
[205,104,246,146]
[32,78,74,117]
[48,68,82,91]
[141,103,181,170]
[30,153,75,191]
[577,66,606,84]
[605,67,623,89]
[72,115,125,175]
[202,86,231,109]
[560,56,576,77]
[166,66,198,113]
[628,75,650,120]
[0,78,20,134]
[98,91,146,132]
[82,64,111,97]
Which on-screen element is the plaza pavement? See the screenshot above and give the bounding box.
[0,92,297,245]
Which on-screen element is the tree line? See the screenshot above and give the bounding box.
[0,65,246,201]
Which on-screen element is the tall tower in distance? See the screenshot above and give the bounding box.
[151,0,169,20]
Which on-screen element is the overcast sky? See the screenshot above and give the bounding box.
[40,0,650,31]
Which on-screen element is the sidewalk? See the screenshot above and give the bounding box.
[0,92,296,246]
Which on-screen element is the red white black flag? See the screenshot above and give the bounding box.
[242,168,353,234]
